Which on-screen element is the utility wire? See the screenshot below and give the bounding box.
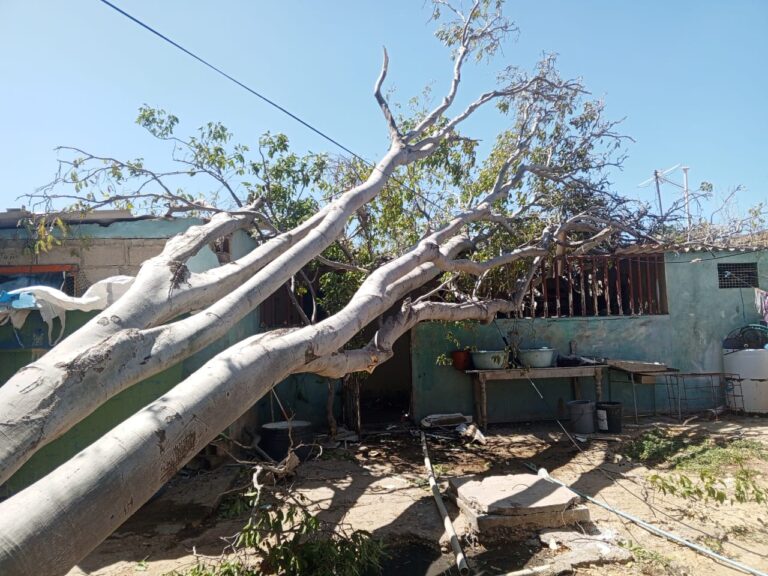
[97,0,360,161]
[97,0,448,215]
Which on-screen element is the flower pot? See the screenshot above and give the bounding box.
[451,350,473,371]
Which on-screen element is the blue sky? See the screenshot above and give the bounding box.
[1,1,766,219]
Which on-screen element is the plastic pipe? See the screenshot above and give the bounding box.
[526,464,768,576]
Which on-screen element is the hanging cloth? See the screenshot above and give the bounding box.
[755,288,768,323]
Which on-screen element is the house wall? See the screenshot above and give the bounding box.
[410,250,768,422]
[0,218,214,288]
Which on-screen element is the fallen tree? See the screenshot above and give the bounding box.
[0,2,660,574]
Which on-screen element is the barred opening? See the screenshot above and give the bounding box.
[520,254,668,318]
[717,263,758,289]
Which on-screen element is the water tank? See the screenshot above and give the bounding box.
[723,348,768,413]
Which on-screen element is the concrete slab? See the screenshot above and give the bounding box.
[449,474,580,516]
[453,495,590,531]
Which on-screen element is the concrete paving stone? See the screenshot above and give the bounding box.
[449,474,580,516]
[454,495,591,531]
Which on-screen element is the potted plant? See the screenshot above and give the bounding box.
[450,348,473,370]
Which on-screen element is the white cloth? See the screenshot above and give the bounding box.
[4,276,135,345]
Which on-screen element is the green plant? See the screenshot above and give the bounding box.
[649,465,767,506]
[190,481,384,576]
[236,499,384,576]
[623,429,687,464]
[165,560,258,576]
[218,493,253,519]
[648,471,727,504]
[619,540,674,570]
[734,467,766,505]
[20,214,68,255]
[672,438,768,474]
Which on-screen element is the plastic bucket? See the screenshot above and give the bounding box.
[596,401,623,433]
[261,420,314,461]
[567,400,595,434]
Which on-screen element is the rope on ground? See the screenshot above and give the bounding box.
[420,431,470,576]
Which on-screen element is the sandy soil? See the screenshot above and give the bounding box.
[67,414,768,576]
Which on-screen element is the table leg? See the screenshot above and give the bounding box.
[595,368,603,401]
[472,376,488,431]
[479,380,488,431]
[631,373,639,424]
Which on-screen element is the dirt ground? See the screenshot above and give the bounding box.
[67,414,768,576]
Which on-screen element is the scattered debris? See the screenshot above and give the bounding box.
[539,527,631,567]
[253,451,300,486]
[421,413,473,428]
[457,422,487,444]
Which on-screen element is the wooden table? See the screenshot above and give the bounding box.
[466,366,606,430]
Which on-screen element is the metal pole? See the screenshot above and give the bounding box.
[654,169,663,215]
[682,166,691,240]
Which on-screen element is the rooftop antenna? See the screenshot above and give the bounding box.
[638,163,682,219]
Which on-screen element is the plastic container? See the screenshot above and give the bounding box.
[470,350,508,370]
[596,401,623,433]
[260,420,314,461]
[518,348,557,368]
[723,348,768,412]
[567,400,595,434]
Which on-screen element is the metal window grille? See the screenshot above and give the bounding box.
[520,254,668,318]
[717,263,758,289]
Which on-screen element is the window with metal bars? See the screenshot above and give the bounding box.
[520,254,668,318]
[717,263,758,289]
[0,265,79,296]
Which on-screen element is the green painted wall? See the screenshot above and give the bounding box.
[411,250,768,422]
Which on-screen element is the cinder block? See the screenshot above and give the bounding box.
[127,242,163,266]
[84,266,124,284]
[81,244,128,268]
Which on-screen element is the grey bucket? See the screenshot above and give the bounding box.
[568,400,595,434]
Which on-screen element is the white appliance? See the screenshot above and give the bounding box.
[723,348,768,413]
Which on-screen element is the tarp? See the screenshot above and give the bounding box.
[0,275,135,346]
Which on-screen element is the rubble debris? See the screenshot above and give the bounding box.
[539,528,631,567]
[456,422,487,444]
[421,413,473,428]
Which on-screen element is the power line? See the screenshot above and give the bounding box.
[97,0,361,162]
[96,0,447,215]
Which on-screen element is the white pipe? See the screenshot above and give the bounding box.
[529,465,768,576]
[421,432,469,575]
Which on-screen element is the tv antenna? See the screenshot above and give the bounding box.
[638,164,692,237]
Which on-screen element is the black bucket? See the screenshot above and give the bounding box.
[596,402,623,433]
[260,420,314,461]
[567,400,595,434]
